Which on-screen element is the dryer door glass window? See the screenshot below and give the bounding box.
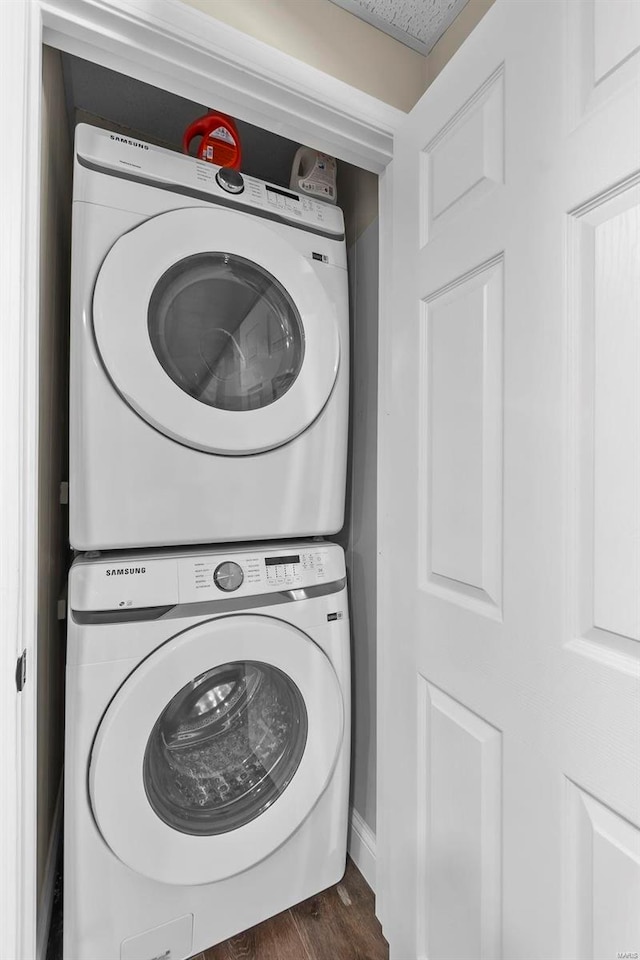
[143,660,308,836]
[148,253,305,412]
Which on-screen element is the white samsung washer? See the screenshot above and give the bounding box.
[64,541,350,960]
[69,124,349,550]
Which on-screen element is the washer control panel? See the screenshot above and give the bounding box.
[70,542,344,611]
[185,547,333,599]
[179,545,337,602]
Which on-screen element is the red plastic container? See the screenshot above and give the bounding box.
[182,111,242,169]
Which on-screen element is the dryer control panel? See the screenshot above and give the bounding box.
[75,124,345,238]
[70,541,345,612]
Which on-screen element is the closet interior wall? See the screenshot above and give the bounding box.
[336,162,379,839]
[37,45,71,913]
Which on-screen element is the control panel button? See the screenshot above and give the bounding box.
[215,167,244,194]
[213,561,244,592]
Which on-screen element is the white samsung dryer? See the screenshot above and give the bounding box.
[64,541,350,960]
[69,124,349,550]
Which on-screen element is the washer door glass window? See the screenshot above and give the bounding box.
[143,660,307,836]
[148,254,305,412]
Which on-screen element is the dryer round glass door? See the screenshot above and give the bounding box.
[92,207,341,455]
[89,615,344,885]
[148,253,304,413]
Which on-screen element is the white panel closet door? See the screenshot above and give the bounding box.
[378,2,640,958]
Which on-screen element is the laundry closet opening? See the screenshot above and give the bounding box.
[38,42,379,953]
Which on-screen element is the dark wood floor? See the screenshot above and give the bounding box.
[193,858,388,960]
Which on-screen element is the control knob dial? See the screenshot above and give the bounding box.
[215,167,245,194]
[213,561,244,592]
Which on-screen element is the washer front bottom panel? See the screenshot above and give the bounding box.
[89,615,343,885]
[143,660,308,836]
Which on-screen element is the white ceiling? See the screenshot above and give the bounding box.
[329,0,469,54]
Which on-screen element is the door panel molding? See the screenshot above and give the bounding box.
[418,254,504,620]
[563,779,640,960]
[567,176,640,658]
[567,0,640,127]
[417,677,503,960]
[420,64,505,245]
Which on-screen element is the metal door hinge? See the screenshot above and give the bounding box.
[15,650,27,692]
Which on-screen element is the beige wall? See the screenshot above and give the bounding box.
[37,45,71,903]
[179,0,426,111]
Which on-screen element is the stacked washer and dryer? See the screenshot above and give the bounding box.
[65,125,351,960]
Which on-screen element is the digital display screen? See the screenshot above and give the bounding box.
[266,185,300,202]
[265,555,301,566]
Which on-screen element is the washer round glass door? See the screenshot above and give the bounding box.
[143,660,307,836]
[89,615,343,886]
[93,207,341,455]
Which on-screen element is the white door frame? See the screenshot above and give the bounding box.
[0,1,402,957]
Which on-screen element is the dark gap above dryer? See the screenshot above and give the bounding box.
[60,51,301,188]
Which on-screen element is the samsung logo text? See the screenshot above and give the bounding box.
[110,134,149,150]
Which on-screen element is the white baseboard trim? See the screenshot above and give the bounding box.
[347,807,376,892]
[36,779,63,960]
